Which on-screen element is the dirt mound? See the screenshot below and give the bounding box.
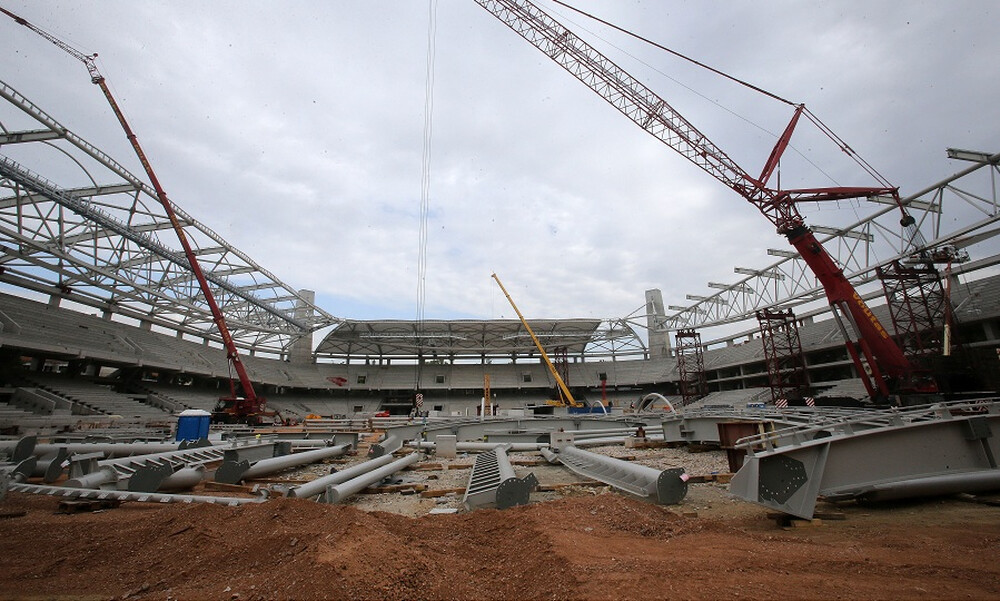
[2,490,1000,600]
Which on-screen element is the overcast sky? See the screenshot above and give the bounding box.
[3,1,998,337]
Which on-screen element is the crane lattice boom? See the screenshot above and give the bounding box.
[2,6,265,418]
[475,0,931,400]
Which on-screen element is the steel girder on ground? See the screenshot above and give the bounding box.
[463,445,537,510]
[0,80,339,355]
[642,151,1000,332]
[9,481,268,506]
[546,443,688,506]
[729,399,1000,519]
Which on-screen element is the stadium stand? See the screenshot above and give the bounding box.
[0,269,997,428]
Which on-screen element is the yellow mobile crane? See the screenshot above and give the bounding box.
[491,273,581,407]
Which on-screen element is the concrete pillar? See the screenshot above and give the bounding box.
[645,289,670,358]
[288,289,316,365]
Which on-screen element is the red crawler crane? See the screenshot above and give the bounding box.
[475,0,937,402]
[2,7,267,422]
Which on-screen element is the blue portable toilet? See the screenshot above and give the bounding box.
[175,409,212,441]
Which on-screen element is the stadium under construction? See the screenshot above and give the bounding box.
[2,0,1000,532]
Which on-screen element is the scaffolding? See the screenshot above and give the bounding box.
[877,260,949,361]
[553,346,571,404]
[756,308,810,404]
[675,329,707,405]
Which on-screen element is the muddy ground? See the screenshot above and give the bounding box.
[1,445,999,600]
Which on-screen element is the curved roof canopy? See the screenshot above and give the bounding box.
[316,318,603,359]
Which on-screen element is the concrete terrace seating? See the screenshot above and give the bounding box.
[2,271,998,406]
[0,400,38,421]
[146,385,225,412]
[687,387,771,409]
[23,374,171,419]
[814,378,869,400]
[0,295,140,362]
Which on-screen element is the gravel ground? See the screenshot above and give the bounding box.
[266,442,733,518]
[7,438,998,600]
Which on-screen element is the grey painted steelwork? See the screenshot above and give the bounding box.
[369,416,652,457]
[0,439,216,461]
[408,440,546,453]
[87,445,227,491]
[272,433,358,450]
[63,440,273,491]
[222,441,284,465]
[539,446,560,464]
[215,444,350,484]
[287,453,397,500]
[553,445,688,505]
[0,456,36,484]
[9,482,268,505]
[463,445,538,510]
[483,427,645,445]
[65,466,122,489]
[31,447,69,483]
[321,452,422,504]
[158,465,207,492]
[729,399,1000,519]
[660,406,869,445]
[0,81,336,353]
[9,435,36,462]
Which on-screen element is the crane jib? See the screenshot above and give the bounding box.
[477,0,928,398]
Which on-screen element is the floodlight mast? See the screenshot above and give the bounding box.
[474,0,935,401]
[2,7,264,420]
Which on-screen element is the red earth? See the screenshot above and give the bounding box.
[2,485,999,601]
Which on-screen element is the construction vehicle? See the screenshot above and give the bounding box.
[475,0,943,404]
[491,273,582,408]
[2,7,268,424]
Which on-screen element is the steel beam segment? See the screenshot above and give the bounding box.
[60,441,269,490]
[1,457,37,484]
[99,445,229,480]
[64,466,119,489]
[368,425,428,457]
[321,452,422,504]
[158,465,207,492]
[539,446,561,464]
[556,445,688,505]
[287,453,397,500]
[215,444,350,484]
[462,445,537,510]
[32,448,70,483]
[408,441,546,452]
[9,482,267,505]
[827,469,1000,502]
[369,417,655,459]
[0,440,214,459]
[10,435,36,462]
[127,463,175,493]
[730,399,1000,518]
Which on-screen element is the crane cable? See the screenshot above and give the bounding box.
[550,0,795,107]
[549,0,895,188]
[416,0,438,387]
